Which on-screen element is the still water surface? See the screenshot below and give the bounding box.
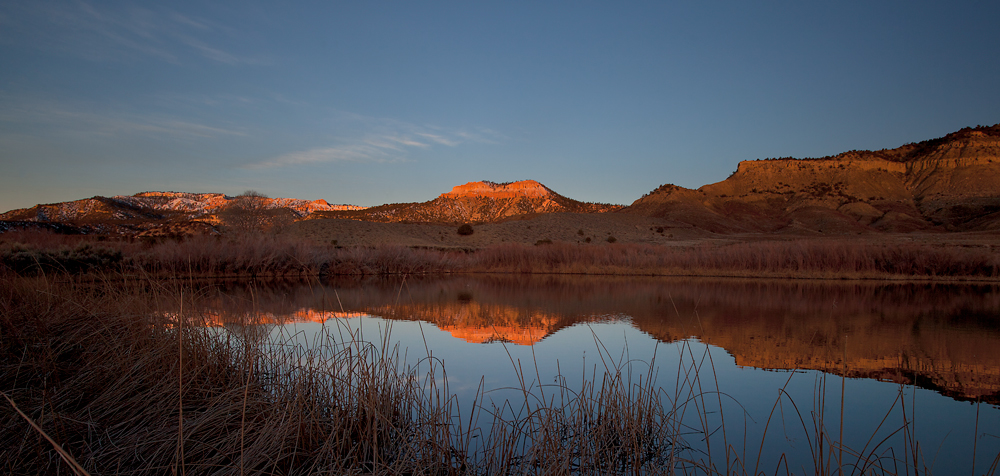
[184,275,1000,473]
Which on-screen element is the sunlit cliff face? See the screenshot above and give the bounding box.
[440,180,553,200]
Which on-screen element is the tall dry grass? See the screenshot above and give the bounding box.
[2,229,998,279]
[475,337,698,474]
[0,274,466,475]
[0,272,717,474]
[0,234,324,277]
[464,241,1000,279]
[0,271,708,474]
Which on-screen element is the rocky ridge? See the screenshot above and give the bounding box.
[4,124,1000,235]
[0,191,364,233]
[625,124,1000,233]
[312,180,622,224]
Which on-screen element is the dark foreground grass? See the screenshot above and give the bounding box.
[0,273,469,475]
[2,230,999,280]
[0,273,696,475]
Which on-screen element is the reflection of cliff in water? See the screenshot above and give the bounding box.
[182,275,1000,404]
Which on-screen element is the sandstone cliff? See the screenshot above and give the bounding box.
[626,124,1000,233]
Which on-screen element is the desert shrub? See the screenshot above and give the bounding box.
[457,223,474,236]
[132,234,321,277]
[220,190,270,234]
[606,236,617,243]
[0,242,124,275]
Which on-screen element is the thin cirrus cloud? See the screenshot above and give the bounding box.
[251,126,501,169]
[1,1,264,66]
[0,97,246,140]
[415,133,459,147]
[250,134,429,169]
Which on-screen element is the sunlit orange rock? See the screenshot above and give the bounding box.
[441,180,553,199]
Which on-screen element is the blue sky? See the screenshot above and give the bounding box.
[2,1,998,212]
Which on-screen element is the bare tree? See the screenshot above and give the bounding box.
[222,190,271,234]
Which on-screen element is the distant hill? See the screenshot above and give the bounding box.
[4,124,1000,236]
[0,191,364,235]
[0,182,618,235]
[311,180,622,224]
[624,124,1000,233]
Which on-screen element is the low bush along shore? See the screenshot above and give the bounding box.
[1,229,999,280]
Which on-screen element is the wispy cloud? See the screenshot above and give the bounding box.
[250,118,502,169]
[169,13,210,31]
[251,142,406,168]
[0,97,246,140]
[0,1,266,66]
[250,132,429,168]
[415,133,459,147]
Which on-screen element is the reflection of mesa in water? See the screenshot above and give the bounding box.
[437,325,546,346]
[190,309,367,326]
[186,276,1000,404]
[365,302,563,346]
[719,338,1000,404]
[359,282,1000,404]
[189,305,559,346]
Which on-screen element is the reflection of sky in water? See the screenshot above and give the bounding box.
[264,314,1000,473]
[180,275,1000,472]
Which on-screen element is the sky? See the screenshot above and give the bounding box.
[2,1,999,212]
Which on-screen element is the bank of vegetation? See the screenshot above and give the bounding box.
[2,229,999,280]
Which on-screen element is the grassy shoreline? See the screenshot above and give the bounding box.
[2,229,999,281]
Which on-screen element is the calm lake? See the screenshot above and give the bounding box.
[176,275,1000,474]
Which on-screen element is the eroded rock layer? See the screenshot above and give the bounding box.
[626,124,1000,233]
